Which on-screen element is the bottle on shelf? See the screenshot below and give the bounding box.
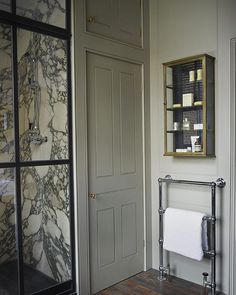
[182,118,190,130]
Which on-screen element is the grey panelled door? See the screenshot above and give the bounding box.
[87,53,144,293]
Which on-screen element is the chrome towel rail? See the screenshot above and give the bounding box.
[157,175,226,295]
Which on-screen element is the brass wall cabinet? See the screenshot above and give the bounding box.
[163,54,215,157]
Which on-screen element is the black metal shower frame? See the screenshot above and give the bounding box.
[0,1,76,294]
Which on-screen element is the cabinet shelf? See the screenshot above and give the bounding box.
[166,129,203,133]
[163,54,215,157]
[166,105,203,111]
[166,80,202,89]
[164,151,207,157]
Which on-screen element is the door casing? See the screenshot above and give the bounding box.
[229,38,236,295]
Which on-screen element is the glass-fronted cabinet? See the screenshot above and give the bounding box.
[163,54,215,157]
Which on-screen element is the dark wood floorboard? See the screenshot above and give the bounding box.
[96,269,224,295]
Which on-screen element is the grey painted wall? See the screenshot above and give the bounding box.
[150,0,236,293]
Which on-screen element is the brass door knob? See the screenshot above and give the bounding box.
[89,192,96,199]
[87,16,95,24]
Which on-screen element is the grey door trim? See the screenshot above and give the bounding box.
[229,37,236,295]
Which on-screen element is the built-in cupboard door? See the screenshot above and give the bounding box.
[86,0,142,47]
[116,0,142,46]
[86,0,114,40]
[87,53,144,293]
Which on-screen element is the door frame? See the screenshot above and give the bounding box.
[77,47,151,295]
[229,37,236,295]
[73,1,151,294]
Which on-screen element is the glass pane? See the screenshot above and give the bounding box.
[0,0,11,12]
[166,66,173,86]
[166,109,203,154]
[0,23,14,162]
[171,60,203,106]
[16,0,66,28]
[166,87,173,108]
[0,168,19,295]
[21,164,71,294]
[18,29,69,162]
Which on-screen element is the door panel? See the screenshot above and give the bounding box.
[94,67,114,177]
[121,202,137,257]
[97,207,115,267]
[86,0,114,38]
[120,72,136,175]
[87,53,143,293]
[85,0,142,47]
[117,0,142,46]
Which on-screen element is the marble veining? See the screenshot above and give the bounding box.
[0,24,14,163]
[0,168,17,265]
[18,30,69,162]
[21,165,71,283]
[0,23,17,268]
[18,30,68,161]
[0,4,72,286]
[17,30,71,283]
[0,26,71,286]
[16,0,66,28]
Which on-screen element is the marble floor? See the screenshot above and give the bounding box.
[0,261,57,295]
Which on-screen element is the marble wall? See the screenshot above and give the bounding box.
[18,29,71,283]
[0,168,17,265]
[18,29,69,162]
[0,23,14,163]
[0,24,16,266]
[16,0,65,28]
[0,22,72,284]
[21,165,71,282]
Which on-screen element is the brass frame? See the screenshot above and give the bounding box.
[163,54,215,157]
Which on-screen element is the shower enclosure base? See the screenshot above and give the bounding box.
[0,261,58,295]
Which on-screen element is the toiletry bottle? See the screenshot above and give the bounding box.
[189,70,195,82]
[182,118,190,130]
[197,69,203,81]
[173,122,180,131]
[195,137,202,152]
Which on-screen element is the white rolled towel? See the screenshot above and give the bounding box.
[163,207,207,261]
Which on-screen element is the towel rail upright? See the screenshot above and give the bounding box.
[157,175,226,295]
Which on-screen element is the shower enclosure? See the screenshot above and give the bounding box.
[0,1,75,294]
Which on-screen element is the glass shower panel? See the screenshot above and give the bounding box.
[0,168,19,295]
[21,164,71,294]
[16,0,66,28]
[0,23,14,162]
[0,0,11,12]
[17,29,69,162]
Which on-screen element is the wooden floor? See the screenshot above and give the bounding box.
[96,269,223,295]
